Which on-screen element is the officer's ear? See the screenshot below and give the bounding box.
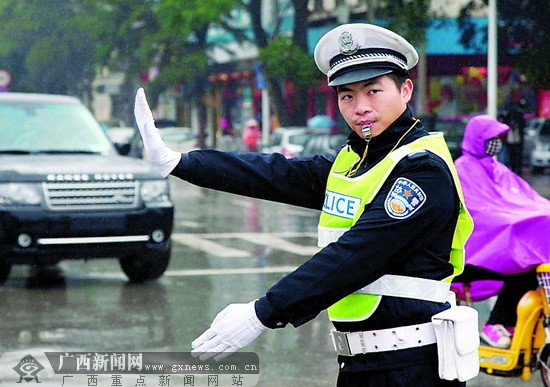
[401,79,413,104]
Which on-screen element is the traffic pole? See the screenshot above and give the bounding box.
[487,0,498,118]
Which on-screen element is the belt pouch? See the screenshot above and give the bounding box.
[431,305,480,382]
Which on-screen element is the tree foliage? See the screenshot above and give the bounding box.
[259,36,318,91]
[377,0,433,46]
[247,0,314,126]
[458,0,550,88]
[0,0,96,95]
[145,0,242,101]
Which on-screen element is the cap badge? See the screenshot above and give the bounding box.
[339,31,359,55]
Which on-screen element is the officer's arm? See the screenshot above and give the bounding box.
[172,150,333,209]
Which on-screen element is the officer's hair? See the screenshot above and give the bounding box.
[332,70,411,93]
[387,71,410,90]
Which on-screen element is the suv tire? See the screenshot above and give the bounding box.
[0,263,11,285]
[119,245,171,283]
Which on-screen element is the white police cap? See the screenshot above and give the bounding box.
[314,23,419,87]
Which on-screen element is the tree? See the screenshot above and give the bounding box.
[458,0,550,88]
[0,0,97,97]
[152,0,246,146]
[248,0,317,126]
[143,0,242,101]
[81,0,168,123]
[88,0,243,140]
[258,36,319,126]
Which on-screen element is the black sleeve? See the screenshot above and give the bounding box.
[170,149,333,210]
[255,153,459,328]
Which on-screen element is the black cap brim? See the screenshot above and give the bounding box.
[328,67,394,87]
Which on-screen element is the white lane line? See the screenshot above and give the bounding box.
[171,234,251,258]
[235,233,318,256]
[173,232,317,239]
[229,198,318,217]
[284,208,320,217]
[176,220,203,228]
[170,232,318,257]
[165,266,297,276]
[59,266,298,281]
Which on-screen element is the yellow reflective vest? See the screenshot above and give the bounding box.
[318,133,474,322]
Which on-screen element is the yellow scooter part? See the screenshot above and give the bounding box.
[479,290,544,380]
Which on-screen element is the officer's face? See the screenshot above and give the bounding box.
[337,75,413,138]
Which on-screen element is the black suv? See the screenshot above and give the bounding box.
[0,93,174,284]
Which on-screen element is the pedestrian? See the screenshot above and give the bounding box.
[241,117,261,152]
[134,23,474,386]
[498,102,526,176]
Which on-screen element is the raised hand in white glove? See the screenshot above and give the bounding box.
[134,87,181,177]
[191,300,267,361]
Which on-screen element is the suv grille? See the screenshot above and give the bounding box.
[43,181,139,211]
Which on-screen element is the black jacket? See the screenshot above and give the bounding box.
[171,107,459,370]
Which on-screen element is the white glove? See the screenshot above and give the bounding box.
[133,88,181,177]
[191,300,267,361]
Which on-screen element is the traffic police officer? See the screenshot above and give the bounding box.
[134,23,473,386]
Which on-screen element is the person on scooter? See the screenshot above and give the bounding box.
[454,115,550,348]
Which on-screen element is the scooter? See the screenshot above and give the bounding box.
[452,263,550,385]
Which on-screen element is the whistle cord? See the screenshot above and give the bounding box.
[346,119,419,178]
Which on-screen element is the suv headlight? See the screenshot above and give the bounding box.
[141,180,171,207]
[0,183,41,206]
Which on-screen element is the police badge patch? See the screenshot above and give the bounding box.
[339,31,359,55]
[384,177,426,219]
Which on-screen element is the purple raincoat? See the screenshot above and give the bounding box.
[453,115,550,300]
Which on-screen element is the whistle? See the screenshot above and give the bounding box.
[361,124,371,141]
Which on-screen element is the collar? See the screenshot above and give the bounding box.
[346,107,426,163]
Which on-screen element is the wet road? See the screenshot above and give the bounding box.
[0,170,548,386]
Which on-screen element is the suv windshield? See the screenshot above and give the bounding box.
[0,100,114,154]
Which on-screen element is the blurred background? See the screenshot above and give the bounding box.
[0,0,548,169]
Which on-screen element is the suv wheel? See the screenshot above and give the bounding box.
[119,246,170,283]
[0,263,11,285]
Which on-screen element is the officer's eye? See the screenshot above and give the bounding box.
[339,94,353,101]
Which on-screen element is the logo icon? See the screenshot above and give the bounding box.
[339,31,359,55]
[384,178,426,219]
[13,354,44,383]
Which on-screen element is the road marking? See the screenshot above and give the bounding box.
[230,197,318,217]
[173,231,317,238]
[171,234,251,257]
[58,265,298,281]
[165,266,297,276]
[171,232,318,257]
[235,233,319,255]
[176,220,203,228]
